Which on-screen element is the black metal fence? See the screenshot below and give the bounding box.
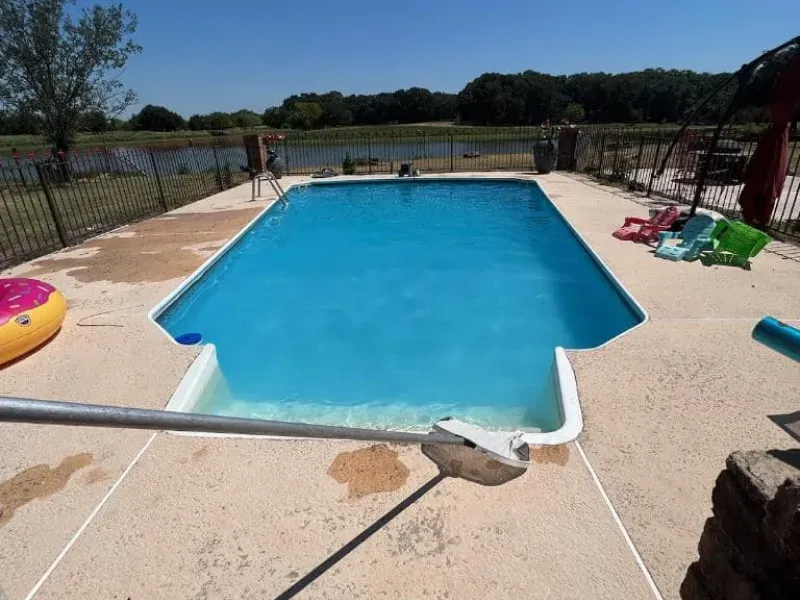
[2,125,799,267]
[572,126,800,241]
[0,128,557,268]
[278,128,552,175]
[0,138,249,267]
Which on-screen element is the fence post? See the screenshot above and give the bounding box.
[282,137,289,174]
[632,135,646,186]
[188,138,203,175]
[211,144,224,191]
[647,137,663,197]
[450,134,454,172]
[367,135,372,174]
[597,134,607,177]
[34,164,68,247]
[101,141,113,175]
[611,134,621,178]
[149,151,169,211]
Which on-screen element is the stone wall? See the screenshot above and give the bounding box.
[682,450,800,600]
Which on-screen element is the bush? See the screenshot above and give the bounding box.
[131,105,186,132]
[188,114,208,131]
[204,112,234,130]
[562,102,585,124]
[342,153,356,175]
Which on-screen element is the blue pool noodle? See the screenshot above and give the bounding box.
[752,317,800,364]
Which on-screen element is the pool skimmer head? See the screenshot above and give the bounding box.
[0,397,530,484]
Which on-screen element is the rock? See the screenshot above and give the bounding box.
[766,478,800,581]
[711,471,768,561]
[682,451,800,600]
[726,451,798,506]
[681,563,713,600]
[696,519,764,600]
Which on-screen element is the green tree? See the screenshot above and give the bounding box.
[0,0,141,152]
[204,111,234,130]
[82,110,110,132]
[131,104,185,131]
[109,117,129,131]
[318,92,352,127]
[262,107,286,128]
[187,114,208,130]
[287,102,323,130]
[231,109,262,128]
[0,108,41,134]
[562,102,585,123]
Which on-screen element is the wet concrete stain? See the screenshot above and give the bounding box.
[328,444,410,499]
[530,444,570,466]
[0,453,93,525]
[21,208,261,284]
[83,467,111,485]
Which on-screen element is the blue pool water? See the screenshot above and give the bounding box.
[157,179,642,431]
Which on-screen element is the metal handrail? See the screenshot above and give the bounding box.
[271,175,287,198]
[266,175,287,205]
[252,172,287,205]
[0,396,466,446]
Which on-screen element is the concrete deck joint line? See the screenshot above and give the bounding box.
[23,433,159,600]
[657,317,800,323]
[575,441,665,600]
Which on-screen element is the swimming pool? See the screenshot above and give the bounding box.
[153,178,643,435]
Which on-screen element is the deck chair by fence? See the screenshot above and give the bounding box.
[613,206,681,243]
[699,221,772,268]
[654,215,724,261]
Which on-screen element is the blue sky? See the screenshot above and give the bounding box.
[120,0,797,117]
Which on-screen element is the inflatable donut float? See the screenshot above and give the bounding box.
[0,278,67,365]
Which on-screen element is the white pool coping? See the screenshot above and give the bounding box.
[149,175,648,445]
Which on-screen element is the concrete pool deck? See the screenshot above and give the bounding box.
[1,173,798,599]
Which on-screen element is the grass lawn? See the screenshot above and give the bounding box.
[1,123,771,154]
[0,128,271,153]
[0,171,248,267]
[296,152,537,175]
[0,123,699,153]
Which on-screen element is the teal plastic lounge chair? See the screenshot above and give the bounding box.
[654,215,723,261]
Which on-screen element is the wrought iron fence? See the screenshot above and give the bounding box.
[4,125,798,268]
[0,138,249,267]
[573,125,800,241]
[279,128,552,175]
[0,128,557,267]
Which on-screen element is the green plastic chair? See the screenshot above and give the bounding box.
[699,221,771,268]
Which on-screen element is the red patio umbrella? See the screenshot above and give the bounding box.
[739,54,800,228]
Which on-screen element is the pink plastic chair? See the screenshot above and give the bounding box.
[612,206,681,243]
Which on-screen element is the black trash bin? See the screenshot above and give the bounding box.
[267,150,285,179]
[533,139,556,174]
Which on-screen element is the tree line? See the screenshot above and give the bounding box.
[0,105,265,136]
[1,0,797,150]
[3,58,794,140]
